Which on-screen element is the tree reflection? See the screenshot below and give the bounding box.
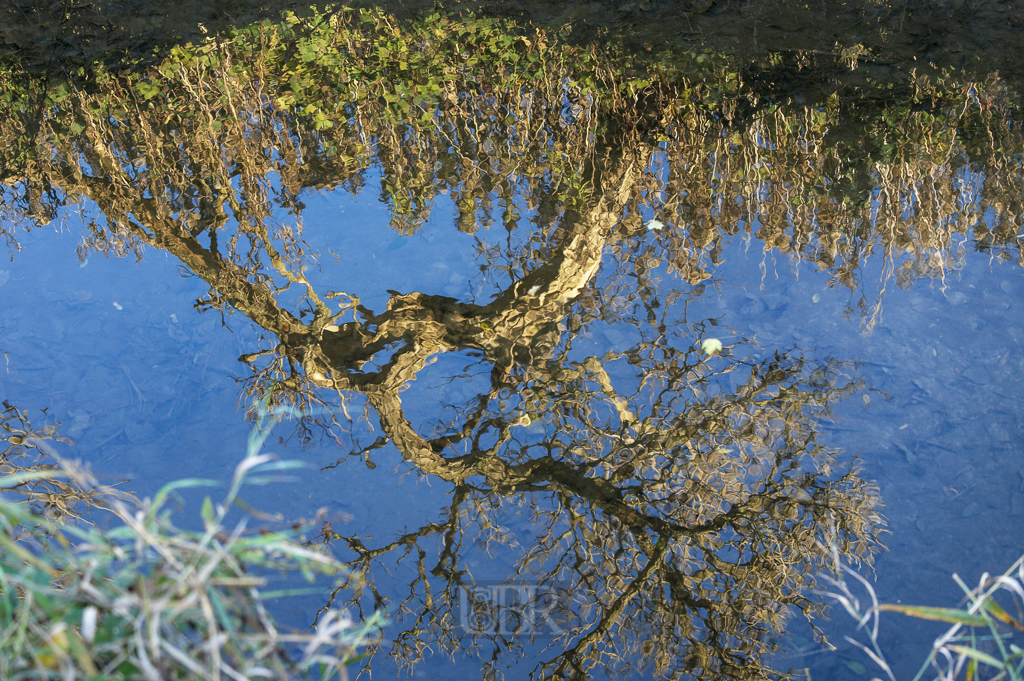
[0,110,885,676]
[2,11,1021,319]
[4,14,986,676]
[318,336,880,679]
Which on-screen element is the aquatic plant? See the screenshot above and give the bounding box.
[0,401,383,680]
[822,545,1024,681]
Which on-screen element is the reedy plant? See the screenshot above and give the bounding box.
[822,542,1024,681]
[0,396,383,680]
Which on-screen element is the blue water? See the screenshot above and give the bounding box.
[2,168,1023,680]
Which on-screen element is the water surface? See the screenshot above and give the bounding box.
[1,6,1023,679]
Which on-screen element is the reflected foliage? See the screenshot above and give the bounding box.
[14,6,1024,677]
[315,337,880,679]
[1,10,1021,328]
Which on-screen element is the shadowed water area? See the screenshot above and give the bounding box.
[1,1,1023,679]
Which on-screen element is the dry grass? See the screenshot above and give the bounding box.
[821,542,1024,681]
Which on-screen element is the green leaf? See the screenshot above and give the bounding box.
[844,660,867,676]
[947,645,1005,669]
[983,598,1024,632]
[201,496,215,528]
[878,604,989,627]
[149,478,220,520]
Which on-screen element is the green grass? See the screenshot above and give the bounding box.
[0,399,384,680]
[821,541,1024,681]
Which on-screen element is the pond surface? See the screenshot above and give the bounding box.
[1,4,1023,679]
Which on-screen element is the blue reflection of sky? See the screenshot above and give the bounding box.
[0,223,258,492]
[710,236,1024,681]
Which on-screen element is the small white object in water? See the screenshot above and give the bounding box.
[701,338,723,355]
[812,293,821,303]
[646,219,665,232]
[527,285,541,296]
[324,324,340,332]
[113,301,123,310]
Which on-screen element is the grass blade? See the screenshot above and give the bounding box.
[877,604,989,627]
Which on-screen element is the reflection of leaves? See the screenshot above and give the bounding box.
[2,7,1022,310]
[313,336,881,680]
[9,8,1024,677]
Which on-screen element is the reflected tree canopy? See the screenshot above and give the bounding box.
[4,6,1023,677]
[1,10,1021,330]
